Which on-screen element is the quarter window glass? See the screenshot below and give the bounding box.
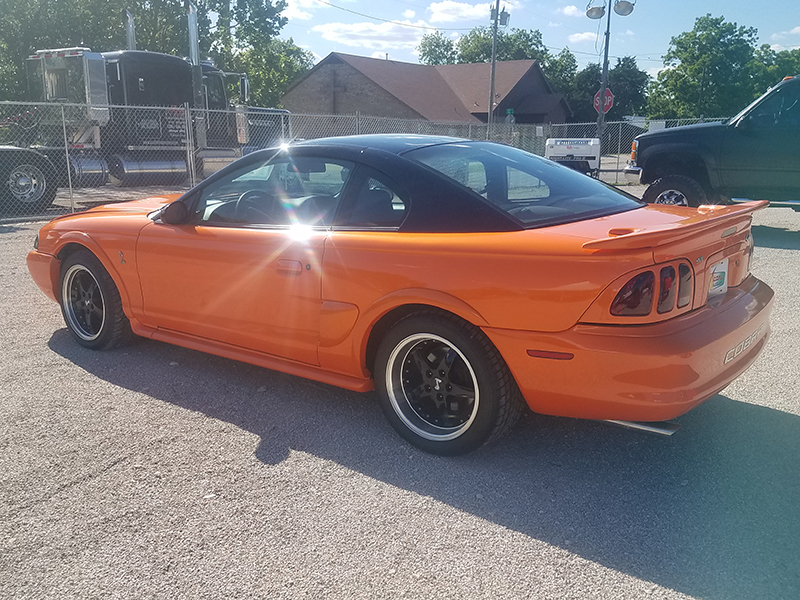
[408,141,641,228]
[196,157,353,226]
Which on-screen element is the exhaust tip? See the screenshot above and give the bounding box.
[603,419,681,436]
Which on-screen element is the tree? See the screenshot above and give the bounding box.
[235,39,314,107]
[647,15,758,118]
[570,63,602,122]
[541,48,577,98]
[748,45,800,97]
[456,27,549,64]
[417,31,457,66]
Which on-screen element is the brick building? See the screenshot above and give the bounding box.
[281,52,572,124]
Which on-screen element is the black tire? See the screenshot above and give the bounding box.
[59,250,134,350]
[1,160,57,213]
[374,311,525,455]
[642,175,707,208]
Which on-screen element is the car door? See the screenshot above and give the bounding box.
[135,155,353,366]
[719,80,800,200]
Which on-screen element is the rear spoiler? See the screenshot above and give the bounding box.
[582,201,768,251]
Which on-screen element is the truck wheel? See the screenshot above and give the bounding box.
[642,175,707,208]
[374,311,525,456]
[1,161,57,213]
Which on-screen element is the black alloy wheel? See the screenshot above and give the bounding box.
[374,311,524,455]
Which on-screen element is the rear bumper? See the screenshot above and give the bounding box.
[484,275,773,421]
[27,249,60,303]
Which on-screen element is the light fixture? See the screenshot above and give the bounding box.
[586,5,605,19]
[614,1,634,16]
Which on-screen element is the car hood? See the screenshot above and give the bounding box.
[83,194,182,216]
[638,120,727,143]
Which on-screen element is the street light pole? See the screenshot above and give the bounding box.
[586,1,635,140]
[597,5,612,140]
[488,0,500,138]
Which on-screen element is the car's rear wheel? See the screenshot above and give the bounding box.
[374,312,524,455]
[642,175,707,207]
[59,250,133,350]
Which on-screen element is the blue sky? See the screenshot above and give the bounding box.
[279,0,800,77]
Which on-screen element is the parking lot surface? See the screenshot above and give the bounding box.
[1,207,799,599]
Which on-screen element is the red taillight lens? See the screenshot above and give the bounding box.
[657,266,676,313]
[677,263,693,308]
[611,271,654,316]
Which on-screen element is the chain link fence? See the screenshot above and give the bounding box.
[0,100,728,222]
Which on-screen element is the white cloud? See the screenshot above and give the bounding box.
[284,0,325,21]
[624,29,634,36]
[558,5,583,18]
[311,20,430,51]
[427,1,488,23]
[548,21,561,27]
[568,32,598,44]
[771,26,800,41]
[404,10,416,18]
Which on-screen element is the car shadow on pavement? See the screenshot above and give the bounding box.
[752,224,800,250]
[48,330,800,600]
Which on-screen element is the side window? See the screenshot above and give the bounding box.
[507,166,550,201]
[747,85,800,128]
[195,157,353,226]
[337,170,408,228]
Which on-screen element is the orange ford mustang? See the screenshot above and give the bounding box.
[27,134,774,455]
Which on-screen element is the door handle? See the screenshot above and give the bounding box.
[277,259,303,275]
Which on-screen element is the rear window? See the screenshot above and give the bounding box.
[406,141,642,227]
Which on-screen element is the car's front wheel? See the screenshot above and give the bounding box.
[374,312,524,455]
[59,250,133,350]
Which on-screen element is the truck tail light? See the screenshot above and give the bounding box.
[630,140,638,162]
[611,271,654,316]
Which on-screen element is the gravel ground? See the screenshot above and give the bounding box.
[1,206,798,600]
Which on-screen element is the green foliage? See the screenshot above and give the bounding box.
[235,39,314,108]
[541,48,577,97]
[647,15,758,118]
[748,45,800,97]
[417,31,457,66]
[456,27,549,64]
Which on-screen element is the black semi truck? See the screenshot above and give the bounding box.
[0,5,288,213]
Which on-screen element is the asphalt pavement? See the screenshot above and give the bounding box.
[1,206,799,599]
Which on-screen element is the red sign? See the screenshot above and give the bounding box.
[594,88,614,114]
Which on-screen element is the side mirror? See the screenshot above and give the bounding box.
[161,201,189,225]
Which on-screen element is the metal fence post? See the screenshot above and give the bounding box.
[184,103,196,187]
[60,104,74,212]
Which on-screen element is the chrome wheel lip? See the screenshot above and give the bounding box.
[62,264,105,342]
[8,163,46,204]
[654,189,689,206]
[385,333,479,442]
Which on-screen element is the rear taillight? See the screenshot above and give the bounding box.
[657,266,676,313]
[630,140,638,162]
[609,261,694,319]
[677,263,693,308]
[611,271,654,316]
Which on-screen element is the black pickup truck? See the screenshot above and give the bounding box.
[624,75,800,210]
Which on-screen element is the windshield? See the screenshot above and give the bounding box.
[406,141,642,228]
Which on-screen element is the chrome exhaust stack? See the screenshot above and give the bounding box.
[124,10,136,51]
[603,420,681,436]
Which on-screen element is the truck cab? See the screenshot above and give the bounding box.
[625,75,800,209]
